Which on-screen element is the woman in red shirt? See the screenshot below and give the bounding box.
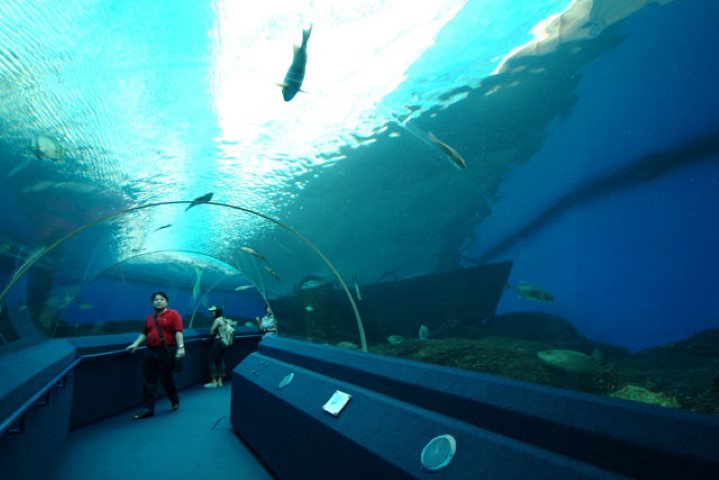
[126,291,185,419]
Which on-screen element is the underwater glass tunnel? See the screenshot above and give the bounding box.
[1,0,719,478]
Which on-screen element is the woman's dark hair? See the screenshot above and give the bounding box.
[212,307,223,317]
[151,291,169,302]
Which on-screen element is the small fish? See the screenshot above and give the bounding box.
[240,246,268,263]
[61,291,76,308]
[185,192,213,211]
[301,279,327,289]
[277,24,312,101]
[507,281,554,303]
[353,273,363,301]
[418,325,429,340]
[192,268,202,300]
[336,341,358,350]
[428,131,467,170]
[21,180,99,194]
[7,158,31,177]
[59,293,93,310]
[387,335,405,345]
[155,224,172,231]
[234,285,255,292]
[263,265,282,282]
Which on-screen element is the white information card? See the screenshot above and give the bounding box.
[322,390,352,417]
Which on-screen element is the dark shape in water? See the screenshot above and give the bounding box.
[428,131,467,170]
[277,24,312,102]
[185,193,213,211]
[272,262,512,343]
[506,281,554,303]
[479,131,719,262]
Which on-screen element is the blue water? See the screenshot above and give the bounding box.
[1,0,718,409]
[482,0,719,350]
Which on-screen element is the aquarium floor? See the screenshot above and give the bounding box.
[49,382,274,480]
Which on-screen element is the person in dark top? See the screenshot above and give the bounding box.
[126,291,185,419]
[204,305,230,389]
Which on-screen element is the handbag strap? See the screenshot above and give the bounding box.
[152,313,168,347]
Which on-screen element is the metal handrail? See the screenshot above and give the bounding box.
[0,333,258,436]
[79,336,213,359]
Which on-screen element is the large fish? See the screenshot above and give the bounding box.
[277,24,313,101]
[240,246,268,263]
[185,192,213,211]
[507,281,554,303]
[537,349,604,373]
[31,134,64,161]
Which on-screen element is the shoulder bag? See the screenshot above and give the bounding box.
[152,313,182,372]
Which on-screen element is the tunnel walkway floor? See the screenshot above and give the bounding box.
[49,382,275,479]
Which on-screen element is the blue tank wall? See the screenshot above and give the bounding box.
[485,1,719,351]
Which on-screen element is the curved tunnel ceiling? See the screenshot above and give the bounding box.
[0,0,682,295]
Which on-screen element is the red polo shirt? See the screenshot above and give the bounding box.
[142,309,183,347]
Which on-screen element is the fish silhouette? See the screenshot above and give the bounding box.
[185,193,213,211]
[277,24,312,101]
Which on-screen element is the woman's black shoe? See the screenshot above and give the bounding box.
[132,408,154,420]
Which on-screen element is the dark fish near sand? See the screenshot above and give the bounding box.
[507,281,554,303]
[185,192,213,211]
[428,131,467,169]
[277,24,312,101]
[537,349,604,373]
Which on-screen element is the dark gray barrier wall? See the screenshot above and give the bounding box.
[230,336,719,479]
[0,340,77,480]
[69,328,261,428]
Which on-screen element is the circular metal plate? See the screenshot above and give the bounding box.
[420,434,457,472]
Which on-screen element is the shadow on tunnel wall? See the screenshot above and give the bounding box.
[271,261,512,346]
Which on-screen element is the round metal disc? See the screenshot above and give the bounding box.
[420,434,456,472]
